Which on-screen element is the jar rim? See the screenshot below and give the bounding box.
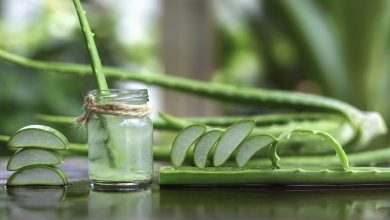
[88,89,149,103]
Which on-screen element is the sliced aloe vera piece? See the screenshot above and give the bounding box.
[194,130,223,169]
[213,120,255,166]
[7,148,64,171]
[8,125,68,150]
[171,125,207,168]
[6,165,68,186]
[235,134,276,167]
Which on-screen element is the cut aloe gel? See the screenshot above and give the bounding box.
[7,148,63,171]
[235,134,276,167]
[8,125,68,150]
[194,130,223,169]
[171,125,207,168]
[6,165,68,186]
[213,120,255,166]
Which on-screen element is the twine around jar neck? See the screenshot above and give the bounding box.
[76,94,151,127]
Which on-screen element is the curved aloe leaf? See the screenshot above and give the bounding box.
[6,165,68,186]
[269,129,350,170]
[7,148,64,171]
[171,125,207,168]
[8,125,68,150]
[194,130,223,169]
[213,120,255,166]
[236,134,276,167]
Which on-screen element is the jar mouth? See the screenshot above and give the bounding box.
[89,89,149,104]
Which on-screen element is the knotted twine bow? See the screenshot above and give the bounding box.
[76,94,151,127]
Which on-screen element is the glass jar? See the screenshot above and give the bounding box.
[87,89,153,191]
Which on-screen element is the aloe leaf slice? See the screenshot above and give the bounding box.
[7,148,64,171]
[6,165,68,186]
[8,125,68,150]
[171,125,207,168]
[236,134,276,167]
[213,120,255,166]
[194,130,223,169]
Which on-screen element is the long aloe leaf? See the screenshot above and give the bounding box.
[213,120,255,166]
[159,166,390,185]
[193,130,223,169]
[8,125,68,150]
[7,148,63,171]
[171,125,207,168]
[6,165,68,186]
[235,134,276,167]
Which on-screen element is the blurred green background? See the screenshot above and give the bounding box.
[1,0,390,154]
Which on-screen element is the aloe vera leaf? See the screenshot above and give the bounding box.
[213,120,255,166]
[7,148,63,171]
[171,125,207,168]
[37,112,341,127]
[235,134,276,167]
[72,0,108,90]
[193,130,223,169]
[269,129,350,170]
[188,113,345,128]
[158,112,192,130]
[7,125,68,150]
[6,165,68,186]
[93,114,118,168]
[159,166,390,185]
[0,50,386,145]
